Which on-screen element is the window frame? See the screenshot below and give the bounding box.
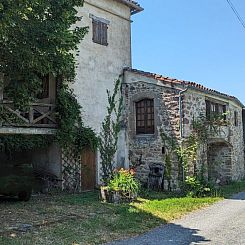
[135,98,155,135]
[90,14,109,46]
[206,99,227,122]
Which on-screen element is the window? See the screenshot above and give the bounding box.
[136,99,154,134]
[92,19,108,46]
[206,100,226,121]
[234,111,238,126]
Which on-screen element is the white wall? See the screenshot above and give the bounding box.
[72,0,133,182]
[73,0,132,133]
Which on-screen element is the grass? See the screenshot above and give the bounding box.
[0,180,244,245]
[218,180,245,198]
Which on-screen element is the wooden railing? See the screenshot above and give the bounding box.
[1,101,57,128]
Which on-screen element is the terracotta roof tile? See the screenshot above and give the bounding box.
[124,68,244,107]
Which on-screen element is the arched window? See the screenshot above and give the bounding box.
[136,99,154,134]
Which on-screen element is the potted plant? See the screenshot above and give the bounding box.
[100,168,140,203]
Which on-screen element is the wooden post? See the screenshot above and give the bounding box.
[0,73,3,101]
[29,106,33,124]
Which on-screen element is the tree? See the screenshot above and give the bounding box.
[0,1,98,155]
[0,0,88,107]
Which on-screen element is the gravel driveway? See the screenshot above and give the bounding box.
[107,192,245,245]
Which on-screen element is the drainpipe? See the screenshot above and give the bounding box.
[179,87,188,138]
[178,87,188,182]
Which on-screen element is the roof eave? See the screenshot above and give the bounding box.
[116,0,144,15]
[124,67,244,108]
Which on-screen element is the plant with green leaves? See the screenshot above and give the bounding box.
[0,0,88,107]
[99,79,123,184]
[108,168,140,199]
[0,1,98,155]
[160,130,177,191]
[160,113,225,195]
[183,176,212,197]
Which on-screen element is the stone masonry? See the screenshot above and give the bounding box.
[123,68,245,189]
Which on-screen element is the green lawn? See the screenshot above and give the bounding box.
[0,180,244,245]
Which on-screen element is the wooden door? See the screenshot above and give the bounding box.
[81,148,96,191]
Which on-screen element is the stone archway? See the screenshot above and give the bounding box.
[207,141,232,184]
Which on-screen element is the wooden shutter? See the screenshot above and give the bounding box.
[206,100,211,120]
[92,20,100,44]
[223,105,227,121]
[234,111,238,126]
[92,19,108,46]
[101,23,108,46]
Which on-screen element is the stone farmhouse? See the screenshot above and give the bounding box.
[0,0,244,191]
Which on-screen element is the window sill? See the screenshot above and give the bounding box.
[135,134,156,140]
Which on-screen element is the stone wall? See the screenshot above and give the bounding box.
[182,89,245,181]
[123,70,245,189]
[123,72,184,189]
[207,142,232,184]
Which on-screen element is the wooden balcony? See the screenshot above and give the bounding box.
[0,101,57,135]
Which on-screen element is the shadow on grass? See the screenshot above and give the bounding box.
[0,191,213,245]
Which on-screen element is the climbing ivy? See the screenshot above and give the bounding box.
[0,1,98,156]
[160,112,226,193]
[0,134,53,158]
[0,0,88,107]
[99,79,123,184]
[55,84,98,154]
[160,130,177,191]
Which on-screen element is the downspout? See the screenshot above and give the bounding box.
[178,87,188,182]
[179,87,188,138]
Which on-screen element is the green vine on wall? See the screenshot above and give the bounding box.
[0,134,53,159]
[0,1,99,157]
[56,84,98,156]
[99,79,123,184]
[160,112,226,192]
[160,130,177,191]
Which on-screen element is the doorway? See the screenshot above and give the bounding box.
[80,148,96,191]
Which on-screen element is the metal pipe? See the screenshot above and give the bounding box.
[178,87,188,182]
[179,88,188,138]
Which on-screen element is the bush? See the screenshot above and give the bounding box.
[108,168,141,199]
[183,176,212,197]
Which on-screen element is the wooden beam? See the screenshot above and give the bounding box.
[0,73,3,101]
[0,127,56,135]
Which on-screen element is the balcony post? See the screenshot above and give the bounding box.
[0,73,3,101]
[29,106,33,124]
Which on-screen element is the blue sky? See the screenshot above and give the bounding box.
[131,0,245,104]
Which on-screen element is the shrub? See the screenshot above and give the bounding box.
[183,176,212,197]
[108,168,140,199]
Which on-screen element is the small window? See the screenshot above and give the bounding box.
[234,111,238,126]
[136,99,154,135]
[206,100,226,121]
[92,19,108,46]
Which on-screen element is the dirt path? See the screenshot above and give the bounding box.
[107,192,245,245]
